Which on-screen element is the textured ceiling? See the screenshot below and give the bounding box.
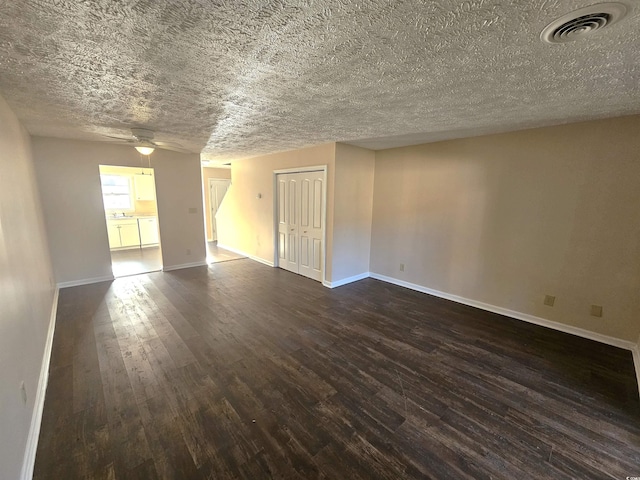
[0,1,639,160]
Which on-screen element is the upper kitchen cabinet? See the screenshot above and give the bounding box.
[134,174,156,201]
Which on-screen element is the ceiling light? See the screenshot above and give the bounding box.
[135,145,155,155]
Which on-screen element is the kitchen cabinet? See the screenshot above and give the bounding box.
[107,223,122,249]
[107,218,141,249]
[138,217,159,245]
[119,221,141,247]
[134,174,156,201]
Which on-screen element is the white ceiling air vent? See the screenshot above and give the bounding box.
[540,2,629,44]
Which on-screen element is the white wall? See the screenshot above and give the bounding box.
[371,115,640,342]
[32,137,206,284]
[0,95,56,480]
[332,143,375,282]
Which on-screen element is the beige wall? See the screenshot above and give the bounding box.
[33,138,206,283]
[216,142,376,284]
[216,143,336,277]
[201,166,231,241]
[0,96,55,480]
[332,143,375,282]
[371,115,640,342]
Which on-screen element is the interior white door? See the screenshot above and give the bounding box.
[297,172,324,281]
[209,178,231,241]
[277,170,324,281]
[277,174,299,273]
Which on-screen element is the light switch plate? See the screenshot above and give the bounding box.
[590,305,603,317]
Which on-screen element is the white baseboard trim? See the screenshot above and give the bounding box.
[369,272,636,351]
[57,274,114,289]
[251,256,274,267]
[162,260,208,272]
[21,287,59,480]
[632,341,640,398]
[323,272,370,289]
[216,244,274,267]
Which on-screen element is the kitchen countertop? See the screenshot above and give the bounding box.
[106,214,157,220]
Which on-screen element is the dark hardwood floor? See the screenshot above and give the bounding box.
[34,259,640,479]
[206,241,246,264]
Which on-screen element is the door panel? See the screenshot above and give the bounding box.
[278,176,299,272]
[301,179,309,227]
[313,179,323,229]
[313,238,322,271]
[300,236,309,267]
[288,179,297,227]
[286,178,298,268]
[279,232,286,260]
[288,233,297,263]
[298,171,323,281]
[278,180,287,226]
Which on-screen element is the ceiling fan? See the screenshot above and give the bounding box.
[103,128,190,155]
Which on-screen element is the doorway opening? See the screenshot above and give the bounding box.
[99,165,162,277]
[208,178,231,243]
[201,163,244,263]
[206,178,244,263]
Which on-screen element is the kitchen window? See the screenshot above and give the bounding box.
[100,174,133,211]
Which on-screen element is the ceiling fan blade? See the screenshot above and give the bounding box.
[100,129,192,153]
[102,134,134,142]
[154,141,192,154]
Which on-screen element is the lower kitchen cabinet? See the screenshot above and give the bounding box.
[107,223,122,249]
[107,216,159,249]
[119,222,141,247]
[138,217,159,245]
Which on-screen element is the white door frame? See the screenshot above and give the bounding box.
[273,165,328,285]
[208,177,231,242]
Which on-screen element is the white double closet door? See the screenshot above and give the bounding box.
[277,170,324,282]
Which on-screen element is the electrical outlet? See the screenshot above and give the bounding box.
[543,295,555,307]
[400,263,405,272]
[186,248,192,255]
[188,207,197,214]
[20,381,27,405]
[590,305,603,317]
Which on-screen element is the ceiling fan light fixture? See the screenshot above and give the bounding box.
[134,145,155,155]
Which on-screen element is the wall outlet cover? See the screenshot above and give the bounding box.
[590,305,603,317]
[544,295,556,306]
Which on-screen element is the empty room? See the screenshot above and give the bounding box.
[1,1,640,479]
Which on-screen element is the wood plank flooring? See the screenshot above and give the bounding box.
[34,259,640,479]
[207,241,246,264]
